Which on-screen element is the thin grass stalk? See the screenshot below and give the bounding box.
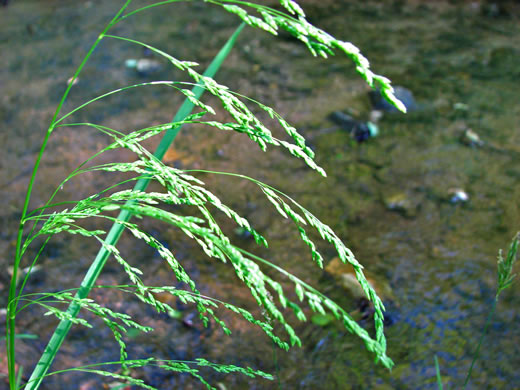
[463,233,518,388]
[15,236,53,309]
[15,366,23,390]
[6,2,133,388]
[434,355,443,390]
[115,0,184,22]
[24,22,245,390]
[462,297,497,388]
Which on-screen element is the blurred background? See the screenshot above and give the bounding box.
[1,0,519,388]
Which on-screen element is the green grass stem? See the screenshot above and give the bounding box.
[462,299,497,388]
[116,0,184,22]
[463,233,518,389]
[434,355,443,390]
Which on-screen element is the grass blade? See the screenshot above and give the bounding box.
[434,355,443,390]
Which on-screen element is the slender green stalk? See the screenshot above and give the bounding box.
[462,299,497,388]
[24,21,245,390]
[434,355,443,390]
[7,2,133,389]
[115,0,184,22]
[54,81,190,126]
[15,236,52,308]
[463,233,518,389]
[15,366,23,390]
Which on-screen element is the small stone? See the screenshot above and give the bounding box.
[325,257,395,302]
[369,110,383,123]
[125,58,163,76]
[329,111,378,142]
[329,111,357,132]
[448,188,469,204]
[460,128,484,147]
[383,192,418,218]
[182,312,198,328]
[353,122,371,142]
[325,257,397,324]
[353,122,378,142]
[453,102,469,111]
[366,121,379,137]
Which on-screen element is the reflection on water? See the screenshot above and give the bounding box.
[1,1,519,389]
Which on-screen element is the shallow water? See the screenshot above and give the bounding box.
[1,1,519,389]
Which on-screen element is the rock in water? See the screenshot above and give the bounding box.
[460,128,484,147]
[125,58,163,76]
[448,188,469,204]
[354,121,379,142]
[325,257,398,325]
[382,192,419,218]
[329,111,357,132]
[369,86,417,112]
[329,111,379,142]
[325,257,395,302]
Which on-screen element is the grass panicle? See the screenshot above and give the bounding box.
[6,1,406,389]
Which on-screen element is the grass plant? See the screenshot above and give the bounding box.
[5,1,406,389]
[462,233,519,389]
[434,233,519,389]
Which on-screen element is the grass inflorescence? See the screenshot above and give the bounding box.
[6,1,406,389]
